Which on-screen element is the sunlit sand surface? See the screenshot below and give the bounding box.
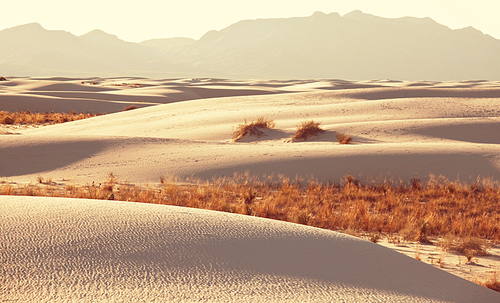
[1,196,498,302]
[1,77,500,301]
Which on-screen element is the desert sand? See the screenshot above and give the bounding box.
[1,77,500,301]
[1,196,499,302]
[1,77,500,185]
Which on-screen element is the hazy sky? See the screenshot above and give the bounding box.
[2,0,499,42]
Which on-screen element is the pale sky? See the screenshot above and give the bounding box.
[2,0,499,42]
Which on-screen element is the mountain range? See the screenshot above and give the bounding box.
[1,10,499,80]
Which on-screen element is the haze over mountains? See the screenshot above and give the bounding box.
[1,10,499,80]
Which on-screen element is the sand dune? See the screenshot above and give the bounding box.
[0,77,286,113]
[1,78,499,185]
[1,77,500,301]
[1,196,498,302]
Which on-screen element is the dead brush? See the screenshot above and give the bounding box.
[291,120,325,141]
[232,117,275,142]
[336,133,353,144]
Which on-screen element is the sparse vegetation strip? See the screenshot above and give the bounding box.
[0,110,102,125]
[2,174,498,243]
[2,173,499,291]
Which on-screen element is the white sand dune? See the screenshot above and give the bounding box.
[1,196,498,302]
[0,77,287,113]
[1,78,499,185]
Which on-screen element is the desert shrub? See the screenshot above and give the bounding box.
[452,237,489,261]
[232,117,275,142]
[291,120,325,141]
[336,133,353,144]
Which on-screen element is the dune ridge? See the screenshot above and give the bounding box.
[1,78,499,185]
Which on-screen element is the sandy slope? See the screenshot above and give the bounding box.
[1,196,498,302]
[1,78,499,185]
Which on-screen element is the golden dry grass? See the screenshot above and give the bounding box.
[0,110,102,125]
[232,117,275,142]
[2,174,499,243]
[292,120,325,141]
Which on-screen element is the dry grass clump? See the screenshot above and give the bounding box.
[292,120,325,141]
[447,237,490,262]
[336,133,353,144]
[0,110,102,125]
[232,117,275,142]
[1,115,15,125]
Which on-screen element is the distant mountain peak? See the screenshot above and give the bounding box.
[343,10,369,18]
[20,22,44,28]
[80,29,119,40]
[312,11,326,16]
[4,22,45,33]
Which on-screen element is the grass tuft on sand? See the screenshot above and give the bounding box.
[292,120,325,141]
[232,117,275,142]
[336,133,353,144]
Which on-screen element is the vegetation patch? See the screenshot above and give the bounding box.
[0,110,103,125]
[2,174,499,243]
[232,117,275,142]
[292,120,325,141]
[336,133,353,144]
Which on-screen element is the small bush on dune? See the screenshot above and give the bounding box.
[336,133,353,144]
[232,117,275,142]
[292,120,325,141]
